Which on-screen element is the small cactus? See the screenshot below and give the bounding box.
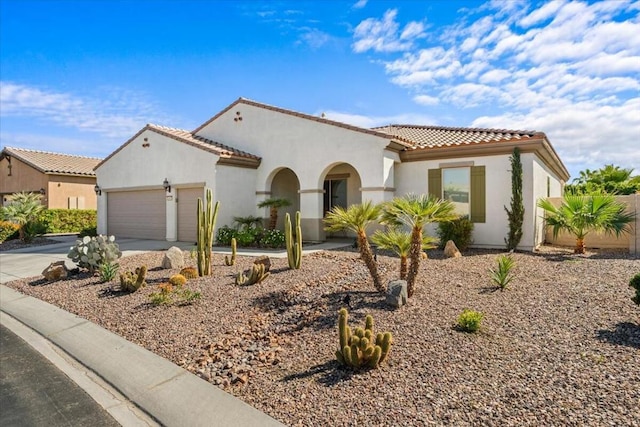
[179,266,198,279]
[335,308,392,369]
[285,211,302,269]
[119,265,147,292]
[169,274,187,287]
[235,263,270,286]
[224,238,237,266]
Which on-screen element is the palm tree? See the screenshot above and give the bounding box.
[258,198,292,229]
[323,201,385,293]
[371,227,438,280]
[382,194,457,297]
[1,192,44,241]
[538,194,634,254]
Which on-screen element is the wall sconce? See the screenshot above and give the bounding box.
[163,178,171,193]
[94,184,102,196]
[39,188,46,195]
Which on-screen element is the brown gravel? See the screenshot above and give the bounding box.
[0,237,59,252]
[4,246,640,426]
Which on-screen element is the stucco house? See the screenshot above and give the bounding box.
[95,98,569,250]
[0,147,101,209]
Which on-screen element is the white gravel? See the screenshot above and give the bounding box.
[5,246,640,426]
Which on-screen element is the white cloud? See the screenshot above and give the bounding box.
[318,109,436,128]
[298,28,332,49]
[519,0,567,28]
[352,9,425,53]
[413,94,439,106]
[352,0,367,10]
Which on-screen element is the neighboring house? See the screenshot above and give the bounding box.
[95,98,569,250]
[0,147,101,210]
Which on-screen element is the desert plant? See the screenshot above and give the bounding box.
[22,220,47,242]
[99,261,119,282]
[437,216,474,252]
[490,255,515,290]
[169,274,187,287]
[538,194,634,254]
[382,194,457,298]
[505,147,524,250]
[335,308,392,369]
[119,266,147,292]
[232,215,262,231]
[149,283,173,305]
[224,238,237,266]
[149,282,202,306]
[0,220,20,243]
[457,309,484,333]
[196,188,219,276]
[1,192,44,241]
[630,273,640,305]
[68,235,122,273]
[324,201,384,293]
[258,197,292,230]
[285,211,302,269]
[371,227,438,280]
[235,263,270,286]
[259,229,286,248]
[179,266,198,279]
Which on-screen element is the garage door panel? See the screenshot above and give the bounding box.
[177,187,203,242]
[107,190,166,240]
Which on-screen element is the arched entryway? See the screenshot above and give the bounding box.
[265,168,300,230]
[320,163,362,215]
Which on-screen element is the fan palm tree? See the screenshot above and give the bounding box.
[258,198,292,230]
[323,201,384,293]
[1,192,44,241]
[538,194,634,254]
[382,194,457,297]
[371,227,438,280]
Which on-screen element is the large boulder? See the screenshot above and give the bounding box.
[444,240,462,258]
[162,246,185,269]
[254,256,271,272]
[386,280,408,308]
[42,261,68,282]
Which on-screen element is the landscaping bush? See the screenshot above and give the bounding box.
[456,309,484,333]
[630,273,640,305]
[216,225,236,246]
[260,229,286,248]
[0,220,20,243]
[437,216,474,251]
[23,220,48,242]
[38,209,97,234]
[235,228,261,247]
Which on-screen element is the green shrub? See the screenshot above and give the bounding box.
[630,273,640,306]
[149,282,201,306]
[260,229,286,248]
[216,225,236,246]
[0,221,20,243]
[235,228,260,247]
[68,235,122,273]
[489,255,516,290]
[99,262,119,282]
[437,216,474,251]
[457,309,484,333]
[78,226,97,238]
[38,209,97,234]
[23,220,48,242]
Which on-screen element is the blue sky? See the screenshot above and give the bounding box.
[1,0,638,180]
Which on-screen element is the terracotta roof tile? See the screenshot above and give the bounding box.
[1,147,101,176]
[372,125,543,149]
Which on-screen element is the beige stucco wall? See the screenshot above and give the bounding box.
[531,156,563,248]
[46,176,97,209]
[544,194,638,254]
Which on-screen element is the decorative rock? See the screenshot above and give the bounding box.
[444,240,462,258]
[162,246,185,269]
[386,280,408,308]
[42,261,68,282]
[254,256,271,272]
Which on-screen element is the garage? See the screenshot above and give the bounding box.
[177,187,203,243]
[107,190,166,239]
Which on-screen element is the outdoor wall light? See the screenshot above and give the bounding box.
[94,184,102,196]
[39,188,46,195]
[163,178,171,193]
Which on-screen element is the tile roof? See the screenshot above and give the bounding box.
[371,125,544,149]
[1,147,101,176]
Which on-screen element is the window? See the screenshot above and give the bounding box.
[323,179,347,214]
[429,166,485,223]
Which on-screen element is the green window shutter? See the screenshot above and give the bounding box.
[428,168,442,199]
[470,166,486,223]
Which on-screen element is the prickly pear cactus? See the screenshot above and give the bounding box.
[335,308,392,369]
[68,235,122,273]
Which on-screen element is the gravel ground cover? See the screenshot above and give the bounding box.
[4,246,640,426]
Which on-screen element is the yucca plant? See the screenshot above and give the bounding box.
[99,261,119,282]
[489,255,515,290]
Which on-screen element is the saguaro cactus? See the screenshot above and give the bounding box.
[335,308,392,369]
[197,188,219,277]
[285,211,302,269]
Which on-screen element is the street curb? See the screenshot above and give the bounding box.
[0,285,285,427]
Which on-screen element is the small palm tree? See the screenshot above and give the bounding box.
[258,198,292,230]
[1,192,44,241]
[538,194,634,254]
[232,215,263,231]
[324,201,385,293]
[371,228,438,280]
[382,194,457,297]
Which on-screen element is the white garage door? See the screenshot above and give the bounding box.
[107,190,166,240]
[177,187,203,243]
